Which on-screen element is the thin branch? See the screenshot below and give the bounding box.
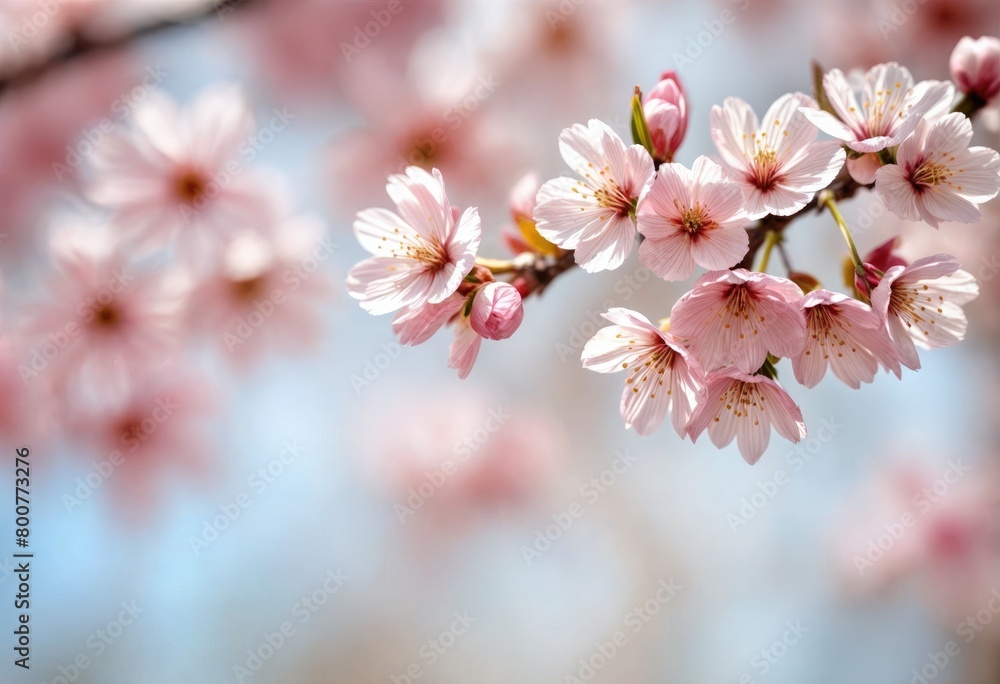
[0,0,263,96]
[738,169,866,270]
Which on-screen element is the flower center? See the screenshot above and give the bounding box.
[175,170,208,205]
[725,283,757,315]
[379,229,450,271]
[624,342,675,400]
[716,380,765,425]
[680,205,716,236]
[230,275,267,301]
[594,180,635,216]
[910,160,950,188]
[889,281,942,336]
[92,303,121,329]
[116,414,147,445]
[744,134,784,192]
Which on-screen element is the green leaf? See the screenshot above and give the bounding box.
[630,91,655,157]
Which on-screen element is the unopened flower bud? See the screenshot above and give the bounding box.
[470,282,524,340]
[854,263,884,297]
[950,36,1000,102]
[643,71,688,163]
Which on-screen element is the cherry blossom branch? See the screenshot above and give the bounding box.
[737,170,866,271]
[0,0,262,96]
[476,251,579,297]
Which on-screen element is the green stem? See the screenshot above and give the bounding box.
[820,192,865,275]
[756,230,780,273]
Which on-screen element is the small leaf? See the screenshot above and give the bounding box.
[630,89,655,156]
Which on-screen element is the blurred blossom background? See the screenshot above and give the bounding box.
[0,1,998,683]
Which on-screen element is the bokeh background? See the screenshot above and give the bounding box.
[1,0,999,682]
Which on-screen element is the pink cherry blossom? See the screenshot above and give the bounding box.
[231,0,443,98]
[710,92,846,220]
[356,393,565,525]
[448,316,482,380]
[185,213,334,365]
[800,63,954,154]
[392,294,465,347]
[791,289,901,389]
[470,282,523,341]
[84,84,271,261]
[686,367,807,465]
[348,166,481,315]
[869,253,979,371]
[669,269,807,374]
[534,119,655,272]
[68,368,216,521]
[581,308,706,437]
[19,225,179,399]
[643,71,688,164]
[835,459,1000,624]
[874,112,1000,228]
[636,156,749,281]
[950,36,1000,102]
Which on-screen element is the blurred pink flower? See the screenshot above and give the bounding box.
[643,71,688,165]
[18,225,179,400]
[950,36,1000,102]
[185,212,334,365]
[469,282,523,341]
[84,83,271,261]
[581,308,706,437]
[670,269,806,373]
[791,289,901,389]
[636,156,749,281]
[835,459,1000,624]
[347,166,481,316]
[874,113,1000,228]
[357,393,565,519]
[70,368,216,520]
[468,0,629,117]
[711,93,845,219]
[230,0,443,99]
[534,119,655,273]
[328,61,518,211]
[870,253,979,371]
[686,367,806,465]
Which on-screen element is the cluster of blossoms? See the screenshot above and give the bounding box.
[3,84,332,513]
[347,36,1000,464]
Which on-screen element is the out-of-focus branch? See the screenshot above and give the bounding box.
[0,0,263,96]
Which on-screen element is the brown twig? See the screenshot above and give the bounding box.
[738,169,869,270]
[0,0,263,96]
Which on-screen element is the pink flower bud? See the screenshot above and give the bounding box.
[854,263,884,297]
[863,237,908,273]
[643,71,688,163]
[470,282,524,340]
[950,36,1000,102]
